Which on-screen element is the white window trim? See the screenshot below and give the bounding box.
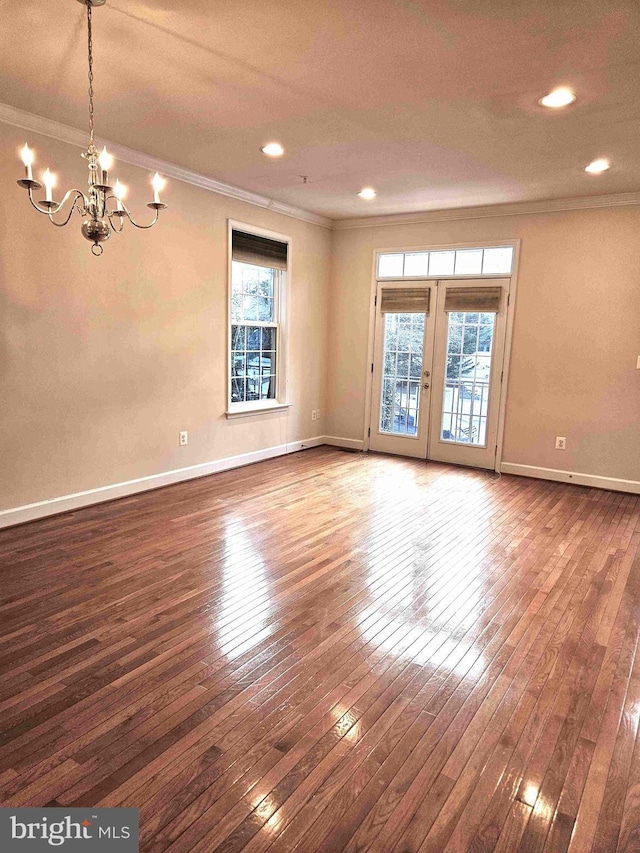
[226,400,291,419]
[226,219,291,418]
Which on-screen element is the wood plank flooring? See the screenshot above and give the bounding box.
[1,447,639,852]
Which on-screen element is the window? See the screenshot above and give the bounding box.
[377,246,513,279]
[228,226,289,414]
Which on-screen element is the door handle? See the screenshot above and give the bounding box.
[423,383,430,389]
[424,370,431,377]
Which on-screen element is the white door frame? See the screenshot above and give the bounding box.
[362,239,521,472]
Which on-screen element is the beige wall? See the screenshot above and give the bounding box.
[2,118,639,516]
[327,208,640,483]
[0,123,331,511]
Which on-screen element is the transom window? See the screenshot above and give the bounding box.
[377,246,513,279]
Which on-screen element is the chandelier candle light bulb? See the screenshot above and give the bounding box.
[98,146,113,186]
[15,0,167,255]
[43,169,56,203]
[21,144,34,180]
[152,173,165,205]
[113,180,126,212]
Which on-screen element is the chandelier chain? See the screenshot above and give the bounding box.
[87,1,95,146]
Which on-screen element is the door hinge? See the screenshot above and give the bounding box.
[371,363,374,373]
[507,293,511,306]
[368,427,371,437]
[374,294,377,306]
[500,370,504,382]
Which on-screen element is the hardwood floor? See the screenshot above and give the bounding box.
[1,447,639,852]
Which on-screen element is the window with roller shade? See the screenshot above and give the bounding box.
[229,226,289,410]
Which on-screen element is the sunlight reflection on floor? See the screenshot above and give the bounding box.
[217,516,274,658]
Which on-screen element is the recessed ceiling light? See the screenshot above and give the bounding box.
[585,158,610,174]
[358,187,376,200]
[261,142,284,157]
[539,87,576,108]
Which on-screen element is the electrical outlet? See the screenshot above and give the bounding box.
[555,436,566,450]
[636,355,640,369]
[316,408,321,420]
[179,431,188,446]
[311,409,318,421]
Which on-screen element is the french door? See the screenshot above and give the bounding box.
[369,282,436,457]
[369,278,509,470]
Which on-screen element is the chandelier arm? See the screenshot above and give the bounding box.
[27,188,88,219]
[48,194,89,228]
[27,188,58,216]
[121,205,161,230]
[107,213,125,234]
[104,195,123,216]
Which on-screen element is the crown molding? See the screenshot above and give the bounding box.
[333,192,640,230]
[0,102,332,230]
[4,102,639,233]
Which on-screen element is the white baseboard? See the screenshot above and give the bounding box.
[15,444,633,530]
[323,436,365,451]
[500,462,640,495]
[0,436,326,529]
[286,437,326,453]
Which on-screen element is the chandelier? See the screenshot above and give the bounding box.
[17,0,167,256]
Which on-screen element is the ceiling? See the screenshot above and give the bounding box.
[2,0,639,220]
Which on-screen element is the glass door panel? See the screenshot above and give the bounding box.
[379,313,425,437]
[441,312,495,445]
[370,282,435,458]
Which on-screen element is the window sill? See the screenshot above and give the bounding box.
[226,402,291,420]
